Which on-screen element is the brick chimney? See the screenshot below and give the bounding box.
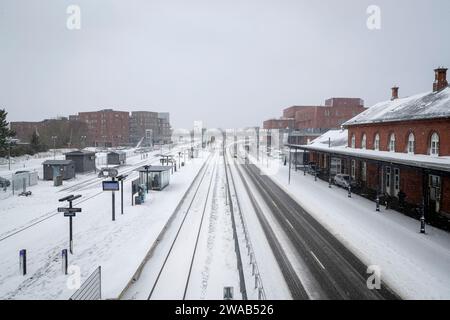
[433,67,448,92]
[391,86,399,100]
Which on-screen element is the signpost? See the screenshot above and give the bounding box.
[58,194,82,254]
[103,180,119,221]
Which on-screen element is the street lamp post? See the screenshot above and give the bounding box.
[117,175,128,215]
[8,139,12,171]
[143,165,151,194]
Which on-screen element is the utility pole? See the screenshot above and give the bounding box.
[117,175,127,215]
[144,165,151,194]
[7,138,13,171]
[51,136,58,159]
[288,147,292,185]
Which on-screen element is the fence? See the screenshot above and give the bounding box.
[69,266,102,300]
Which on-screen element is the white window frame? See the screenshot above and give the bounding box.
[351,134,356,148]
[407,133,415,154]
[430,132,440,156]
[361,134,367,150]
[389,134,396,152]
[351,160,356,179]
[394,168,400,196]
[374,134,380,151]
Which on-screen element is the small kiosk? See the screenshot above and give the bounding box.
[65,150,96,173]
[42,160,76,180]
[107,151,127,166]
[136,166,171,191]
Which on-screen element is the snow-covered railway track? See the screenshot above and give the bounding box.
[0,152,178,243]
[147,151,218,300]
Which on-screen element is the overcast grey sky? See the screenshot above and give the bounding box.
[1,0,449,129]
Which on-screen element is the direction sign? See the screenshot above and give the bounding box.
[103,181,120,191]
[64,213,77,217]
[58,207,82,213]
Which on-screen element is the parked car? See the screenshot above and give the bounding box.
[0,177,11,188]
[333,174,357,188]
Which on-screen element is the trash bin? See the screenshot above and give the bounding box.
[53,175,63,187]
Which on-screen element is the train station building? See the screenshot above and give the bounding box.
[288,68,450,230]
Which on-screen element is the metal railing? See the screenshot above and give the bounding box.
[69,266,101,300]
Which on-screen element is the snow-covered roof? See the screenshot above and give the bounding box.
[308,129,348,148]
[290,142,450,173]
[344,86,450,126]
[65,150,96,156]
[43,160,74,165]
[135,166,172,172]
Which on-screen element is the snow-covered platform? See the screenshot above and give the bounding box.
[254,156,450,300]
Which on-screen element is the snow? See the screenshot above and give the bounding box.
[344,86,450,126]
[254,155,450,299]
[301,143,450,172]
[295,128,450,172]
[0,146,207,299]
[306,129,348,147]
[123,149,243,300]
[226,150,292,300]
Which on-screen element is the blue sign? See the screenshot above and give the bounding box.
[103,181,119,191]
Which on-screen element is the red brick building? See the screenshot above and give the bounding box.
[295,98,364,130]
[264,98,365,145]
[290,68,450,229]
[263,118,295,130]
[78,109,130,147]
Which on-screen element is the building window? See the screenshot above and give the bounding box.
[394,168,400,197]
[351,160,356,179]
[361,134,367,149]
[389,133,396,152]
[374,134,380,151]
[407,133,415,154]
[430,132,440,156]
[351,134,356,148]
[385,167,391,193]
[361,162,367,182]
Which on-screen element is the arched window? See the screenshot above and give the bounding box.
[407,133,415,154]
[351,134,356,148]
[374,134,380,151]
[430,132,440,156]
[389,133,396,152]
[361,134,367,149]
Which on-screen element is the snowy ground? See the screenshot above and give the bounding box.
[0,146,206,299]
[123,149,243,300]
[226,150,293,300]
[252,153,450,300]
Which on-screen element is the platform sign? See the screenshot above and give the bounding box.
[58,207,82,213]
[102,181,119,191]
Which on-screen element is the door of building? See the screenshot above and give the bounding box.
[385,166,392,196]
[428,175,442,214]
[394,168,400,197]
